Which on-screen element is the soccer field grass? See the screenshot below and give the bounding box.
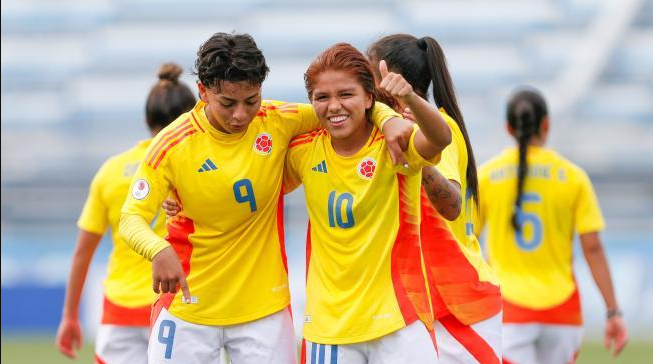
[1,336,651,363]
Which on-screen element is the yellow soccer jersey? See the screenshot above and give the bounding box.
[434,112,499,286]
[478,146,605,309]
[420,111,501,325]
[121,100,399,326]
[77,139,161,308]
[285,125,438,344]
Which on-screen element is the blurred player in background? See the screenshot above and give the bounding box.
[55,63,196,363]
[368,34,503,364]
[119,33,406,364]
[283,42,451,363]
[476,87,628,363]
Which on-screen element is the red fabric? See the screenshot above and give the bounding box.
[300,339,307,364]
[100,296,150,326]
[440,314,500,364]
[420,189,502,325]
[150,293,175,329]
[391,175,433,329]
[502,288,582,325]
[94,354,108,364]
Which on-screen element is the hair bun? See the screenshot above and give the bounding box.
[158,62,184,82]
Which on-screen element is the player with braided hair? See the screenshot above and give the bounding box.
[477,87,628,363]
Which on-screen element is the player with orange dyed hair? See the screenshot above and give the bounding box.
[119,33,408,364]
[284,42,452,363]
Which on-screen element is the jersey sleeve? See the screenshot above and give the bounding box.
[371,101,402,129]
[265,101,322,138]
[119,213,170,261]
[272,100,399,138]
[77,162,110,234]
[435,137,461,184]
[396,125,441,175]
[574,169,605,234]
[120,142,175,260]
[284,133,314,193]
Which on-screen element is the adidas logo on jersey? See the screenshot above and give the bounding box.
[311,160,328,173]
[197,159,218,172]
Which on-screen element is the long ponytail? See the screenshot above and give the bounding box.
[420,36,478,206]
[368,34,479,205]
[506,88,548,230]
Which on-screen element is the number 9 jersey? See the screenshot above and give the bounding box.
[121,100,322,326]
[477,146,605,323]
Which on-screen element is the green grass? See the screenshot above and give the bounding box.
[1,336,95,364]
[1,336,651,363]
[576,341,652,364]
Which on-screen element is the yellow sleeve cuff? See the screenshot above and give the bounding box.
[119,213,170,261]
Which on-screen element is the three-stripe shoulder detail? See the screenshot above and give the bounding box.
[145,118,197,169]
[289,128,325,148]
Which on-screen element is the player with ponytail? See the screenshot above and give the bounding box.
[477,87,628,363]
[369,34,503,364]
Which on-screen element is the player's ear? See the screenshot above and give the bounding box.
[366,93,373,110]
[198,82,209,103]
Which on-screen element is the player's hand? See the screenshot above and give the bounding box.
[162,198,181,217]
[55,317,82,359]
[378,60,416,104]
[381,117,411,166]
[152,246,192,303]
[605,315,628,357]
[402,107,415,122]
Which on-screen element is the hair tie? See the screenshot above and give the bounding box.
[417,37,427,51]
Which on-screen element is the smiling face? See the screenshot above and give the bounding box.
[198,80,262,134]
[310,69,373,145]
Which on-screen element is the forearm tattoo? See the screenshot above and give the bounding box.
[422,167,461,215]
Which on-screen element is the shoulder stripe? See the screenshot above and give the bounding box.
[151,129,197,169]
[289,128,324,144]
[146,119,192,163]
[257,102,300,118]
[368,128,379,146]
[277,103,298,110]
[289,138,313,149]
[190,113,205,133]
[147,121,195,166]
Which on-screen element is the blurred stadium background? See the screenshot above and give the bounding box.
[1,0,652,362]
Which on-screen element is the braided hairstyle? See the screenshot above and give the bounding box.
[506,88,548,230]
[145,62,196,132]
[368,34,479,205]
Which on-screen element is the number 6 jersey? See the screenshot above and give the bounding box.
[477,146,605,323]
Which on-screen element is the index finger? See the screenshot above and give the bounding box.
[387,141,408,166]
[179,275,192,304]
